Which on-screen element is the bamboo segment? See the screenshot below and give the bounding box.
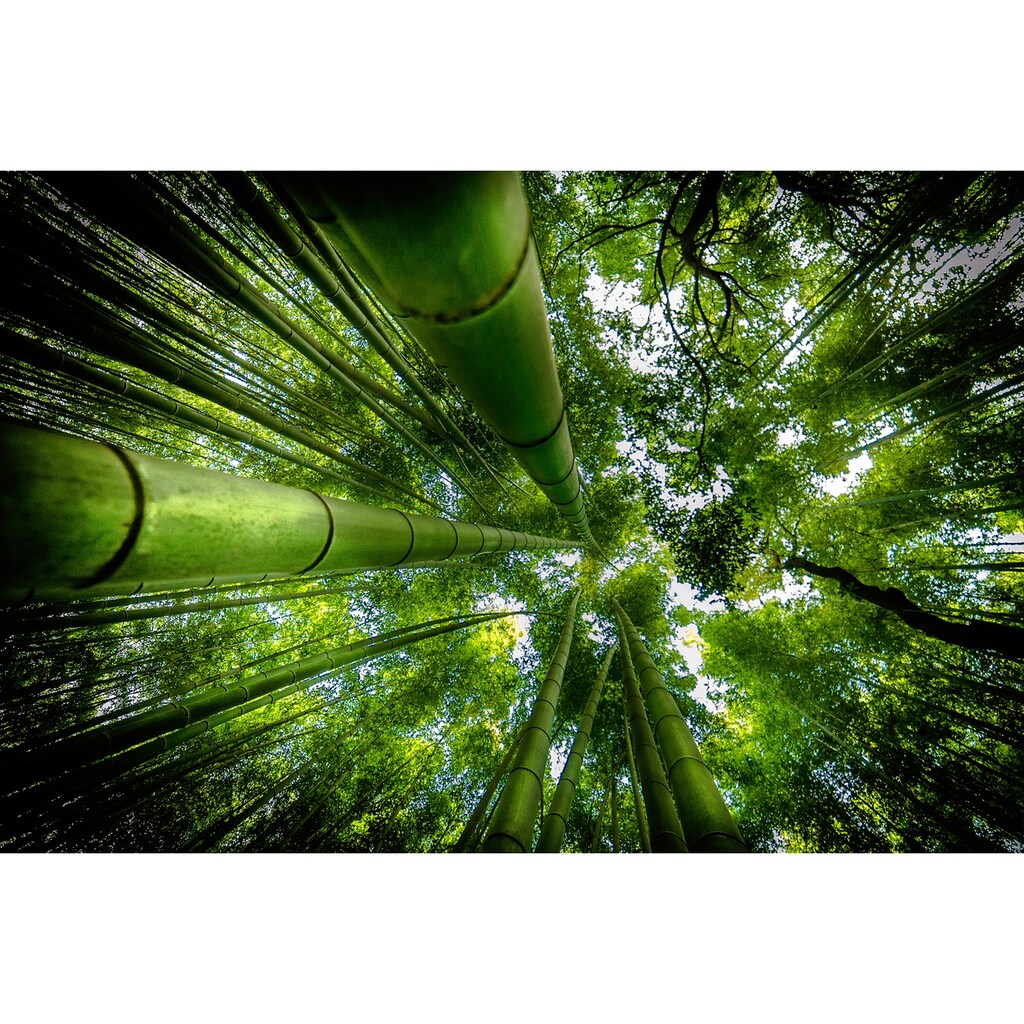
[612,600,747,852]
[483,590,581,852]
[536,646,614,852]
[279,172,596,546]
[613,607,688,853]
[0,422,581,602]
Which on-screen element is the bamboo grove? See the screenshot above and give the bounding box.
[1,171,1022,852]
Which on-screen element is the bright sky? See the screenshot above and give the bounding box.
[817,451,874,496]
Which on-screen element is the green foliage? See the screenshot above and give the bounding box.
[656,487,761,603]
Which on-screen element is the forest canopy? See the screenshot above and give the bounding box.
[1,170,1022,853]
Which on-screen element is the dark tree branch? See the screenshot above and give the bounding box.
[784,556,1024,661]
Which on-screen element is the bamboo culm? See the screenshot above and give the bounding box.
[280,172,598,546]
[623,693,652,853]
[0,421,580,603]
[613,607,687,853]
[482,590,581,852]
[535,645,614,852]
[613,599,747,852]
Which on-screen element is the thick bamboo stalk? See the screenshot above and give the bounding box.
[41,173,442,434]
[613,607,688,853]
[613,600,746,852]
[35,174,495,513]
[279,172,597,546]
[0,422,580,603]
[483,590,581,852]
[3,289,440,511]
[536,645,614,852]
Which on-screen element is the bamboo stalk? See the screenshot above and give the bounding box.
[536,646,614,852]
[483,590,581,852]
[623,693,652,853]
[613,607,688,853]
[280,172,598,546]
[451,726,526,853]
[613,600,746,852]
[0,422,580,603]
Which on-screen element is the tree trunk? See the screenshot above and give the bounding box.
[784,555,1024,660]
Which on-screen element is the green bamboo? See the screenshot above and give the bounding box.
[2,293,439,511]
[482,590,581,852]
[2,208,377,453]
[1,610,519,800]
[37,174,494,513]
[535,645,614,852]
[9,573,335,621]
[590,779,613,852]
[612,599,747,852]
[810,246,1024,403]
[853,474,1021,506]
[8,585,356,633]
[42,172,441,435]
[611,772,619,852]
[613,607,688,853]
[623,694,652,852]
[280,172,596,546]
[0,328,425,508]
[184,726,356,852]
[863,329,1024,419]
[0,422,580,603]
[260,173,524,504]
[216,173,471,442]
[826,372,1024,468]
[27,712,331,852]
[451,726,526,852]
